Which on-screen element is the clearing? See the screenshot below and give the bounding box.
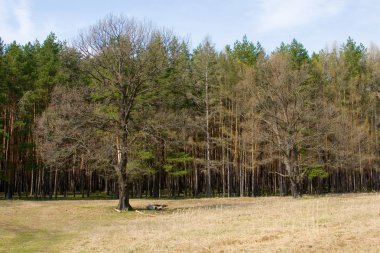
[0,193,379,252]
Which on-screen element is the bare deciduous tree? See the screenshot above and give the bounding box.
[75,15,169,210]
[249,53,334,197]
[35,86,99,198]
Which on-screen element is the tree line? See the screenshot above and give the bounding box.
[1,15,380,210]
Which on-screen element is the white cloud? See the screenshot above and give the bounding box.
[13,0,32,38]
[0,0,53,43]
[256,0,346,33]
[0,0,31,43]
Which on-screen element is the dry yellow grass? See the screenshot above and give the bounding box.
[0,193,379,252]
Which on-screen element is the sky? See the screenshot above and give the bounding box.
[1,0,380,53]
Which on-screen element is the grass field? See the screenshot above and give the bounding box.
[0,193,379,252]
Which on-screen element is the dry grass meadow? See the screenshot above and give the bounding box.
[0,193,379,252]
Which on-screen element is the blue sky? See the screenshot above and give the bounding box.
[1,0,380,53]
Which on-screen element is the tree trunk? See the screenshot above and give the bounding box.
[290,177,301,198]
[227,147,231,198]
[222,151,225,197]
[49,168,53,199]
[30,169,34,197]
[284,157,301,198]
[54,168,58,199]
[116,135,132,211]
[117,178,131,210]
[205,65,212,198]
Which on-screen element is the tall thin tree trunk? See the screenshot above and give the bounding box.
[227,147,230,198]
[251,140,256,197]
[54,168,58,199]
[233,100,239,197]
[222,145,226,197]
[30,169,34,197]
[359,143,364,191]
[5,109,14,200]
[49,168,53,199]
[205,65,212,198]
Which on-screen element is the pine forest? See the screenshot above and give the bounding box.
[2,15,380,211]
